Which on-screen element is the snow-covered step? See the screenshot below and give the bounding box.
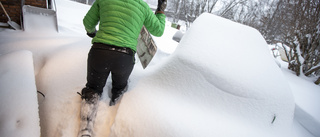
[0,50,40,137]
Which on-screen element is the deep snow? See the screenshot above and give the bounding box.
[110,13,296,137]
[0,0,319,137]
[0,51,40,137]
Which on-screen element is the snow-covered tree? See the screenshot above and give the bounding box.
[270,0,320,84]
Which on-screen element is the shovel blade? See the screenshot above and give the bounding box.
[8,21,21,30]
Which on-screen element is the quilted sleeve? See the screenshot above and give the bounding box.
[143,7,166,37]
[83,0,100,33]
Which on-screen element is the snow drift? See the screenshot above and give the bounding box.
[0,50,40,137]
[111,13,295,136]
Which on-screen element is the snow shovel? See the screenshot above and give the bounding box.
[0,1,21,30]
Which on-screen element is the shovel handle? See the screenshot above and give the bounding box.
[0,2,11,20]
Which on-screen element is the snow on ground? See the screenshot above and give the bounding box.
[0,51,40,137]
[278,59,320,137]
[0,0,319,137]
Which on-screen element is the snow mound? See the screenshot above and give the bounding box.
[111,13,295,136]
[0,50,40,137]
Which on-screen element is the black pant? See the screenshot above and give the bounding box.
[85,43,135,95]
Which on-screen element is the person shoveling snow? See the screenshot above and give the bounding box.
[77,0,167,136]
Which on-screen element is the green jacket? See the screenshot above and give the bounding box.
[83,0,166,52]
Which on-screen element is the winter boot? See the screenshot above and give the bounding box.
[109,85,128,106]
[78,87,100,137]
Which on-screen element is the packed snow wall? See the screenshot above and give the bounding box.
[111,13,295,137]
[0,50,40,137]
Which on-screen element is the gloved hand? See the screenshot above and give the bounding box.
[156,0,167,13]
[87,30,97,38]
